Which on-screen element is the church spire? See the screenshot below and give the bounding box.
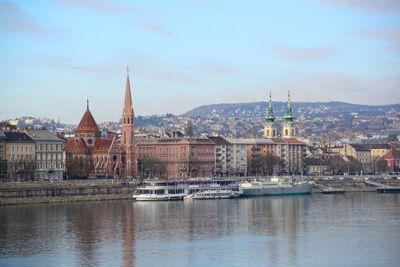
[265,92,275,123]
[284,90,294,122]
[123,65,133,116]
[121,66,137,178]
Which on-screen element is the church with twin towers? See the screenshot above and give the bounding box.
[264,92,297,139]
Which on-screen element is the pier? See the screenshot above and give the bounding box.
[364,180,400,193]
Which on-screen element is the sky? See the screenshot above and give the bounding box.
[0,0,399,124]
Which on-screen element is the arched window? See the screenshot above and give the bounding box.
[285,129,288,136]
[266,130,270,136]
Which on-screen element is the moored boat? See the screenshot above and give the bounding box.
[239,177,312,196]
[322,187,345,194]
[133,178,240,201]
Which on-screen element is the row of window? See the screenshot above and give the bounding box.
[8,155,34,161]
[37,162,65,170]
[7,146,34,153]
[36,144,64,151]
[36,153,64,161]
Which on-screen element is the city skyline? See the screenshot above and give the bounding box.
[1,0,400,123]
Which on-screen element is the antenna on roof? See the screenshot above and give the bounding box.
[87,98,89,111]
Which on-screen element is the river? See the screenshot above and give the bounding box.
[0,193,399,267]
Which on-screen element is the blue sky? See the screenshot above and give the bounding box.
[1,0,399,123]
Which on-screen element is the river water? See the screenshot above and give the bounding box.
[0,193,399,267]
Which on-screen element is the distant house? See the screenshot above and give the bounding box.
[383,150,400,173]
[305,157,329,175]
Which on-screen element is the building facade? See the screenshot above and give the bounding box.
[208,136,232,177]
[25,129,66,180]
[341,144,373,172]
[0,130,7,181]
[228,139,248,176]
[137,138,215,178]
[4,132,36,181]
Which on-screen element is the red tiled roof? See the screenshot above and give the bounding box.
[93,139,113,153]
[77,109,99,133]
[65,138,87,153]
[383,150,400,160]
[271,138,285,144]
[283,138,306,144]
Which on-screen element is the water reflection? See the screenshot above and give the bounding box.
[0,194,399,267]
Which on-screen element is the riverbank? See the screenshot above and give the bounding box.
[0,194,133,205]
[0,180,137,206]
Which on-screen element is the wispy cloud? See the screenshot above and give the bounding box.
[0,1,62,37]
[26,55,122,79]
[316,0,400,12]
[57,0,132,13]
[272,46,338,62]
[56,0,172,37]
[358,27,400,52]
[142,23,172,37]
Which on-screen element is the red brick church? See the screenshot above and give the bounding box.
[65,70,138,178]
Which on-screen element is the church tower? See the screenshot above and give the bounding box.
[76,99,100,147]
[121,67,137,178]
[264,92,277,138]
[282,91,296,138]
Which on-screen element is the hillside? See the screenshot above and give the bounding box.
[182,101,400,119]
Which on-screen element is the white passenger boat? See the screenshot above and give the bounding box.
[133,178,240,201]
[239,177,312,196]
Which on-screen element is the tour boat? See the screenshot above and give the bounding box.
[239,177,312,196]
[133,178,240,201]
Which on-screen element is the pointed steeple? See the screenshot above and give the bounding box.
[265,92,275,123]
[77,100,99,134]
[121,66,137,178]
[123,65,133,116]
[284,91,294,122]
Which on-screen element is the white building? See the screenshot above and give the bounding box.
[225,138,248,176]
[25,129,66,180]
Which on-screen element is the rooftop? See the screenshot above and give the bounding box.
[4,132,34,143]
[26,129,64,142]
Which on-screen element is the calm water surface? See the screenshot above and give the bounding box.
[0,193,399,267]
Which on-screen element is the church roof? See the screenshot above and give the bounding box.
[76,106,99,134]
[93,139,113,153]
[65,138,87,153]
